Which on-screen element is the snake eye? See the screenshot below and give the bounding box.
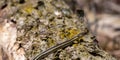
[10,19,16,24]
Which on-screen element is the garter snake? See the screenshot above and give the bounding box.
[32,30,88,60]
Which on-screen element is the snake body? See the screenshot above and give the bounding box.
[32,31,88,60]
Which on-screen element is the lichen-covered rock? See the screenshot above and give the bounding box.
[0,0,116,60]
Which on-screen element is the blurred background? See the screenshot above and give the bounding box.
[64,0,120,59]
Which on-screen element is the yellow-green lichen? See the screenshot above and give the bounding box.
[59,28,79,39]
[22,4,34,14]
[47,38,55,47]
